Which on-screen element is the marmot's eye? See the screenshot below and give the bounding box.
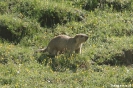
[80,35,84,37]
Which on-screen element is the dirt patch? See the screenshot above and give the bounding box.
[115,49,133,65]
[103,49,133,65]
[93,49,133,66]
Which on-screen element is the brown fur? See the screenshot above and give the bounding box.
[37,34,88,56]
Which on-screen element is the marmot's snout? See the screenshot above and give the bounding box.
[83,35,88,41]
[85,36,88,41]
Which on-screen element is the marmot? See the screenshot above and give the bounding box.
[36,34,88,56]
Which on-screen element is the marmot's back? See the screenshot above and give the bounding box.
[47,35,71,50]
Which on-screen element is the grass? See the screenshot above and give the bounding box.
[0,0,133,87]
[1,56,133,87]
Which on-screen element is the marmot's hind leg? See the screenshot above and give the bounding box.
[49,49,58,56]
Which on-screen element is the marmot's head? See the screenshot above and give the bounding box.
[74,34,88,44]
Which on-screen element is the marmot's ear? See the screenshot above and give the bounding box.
[74,35,79,38]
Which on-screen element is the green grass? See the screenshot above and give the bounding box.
[0,0,133,87]
[1,58,133,87]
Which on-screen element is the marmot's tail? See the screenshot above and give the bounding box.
[35,47,47,53]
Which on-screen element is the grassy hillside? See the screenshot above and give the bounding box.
[0,0,133,87]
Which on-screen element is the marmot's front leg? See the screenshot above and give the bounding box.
[75,48,81,54]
